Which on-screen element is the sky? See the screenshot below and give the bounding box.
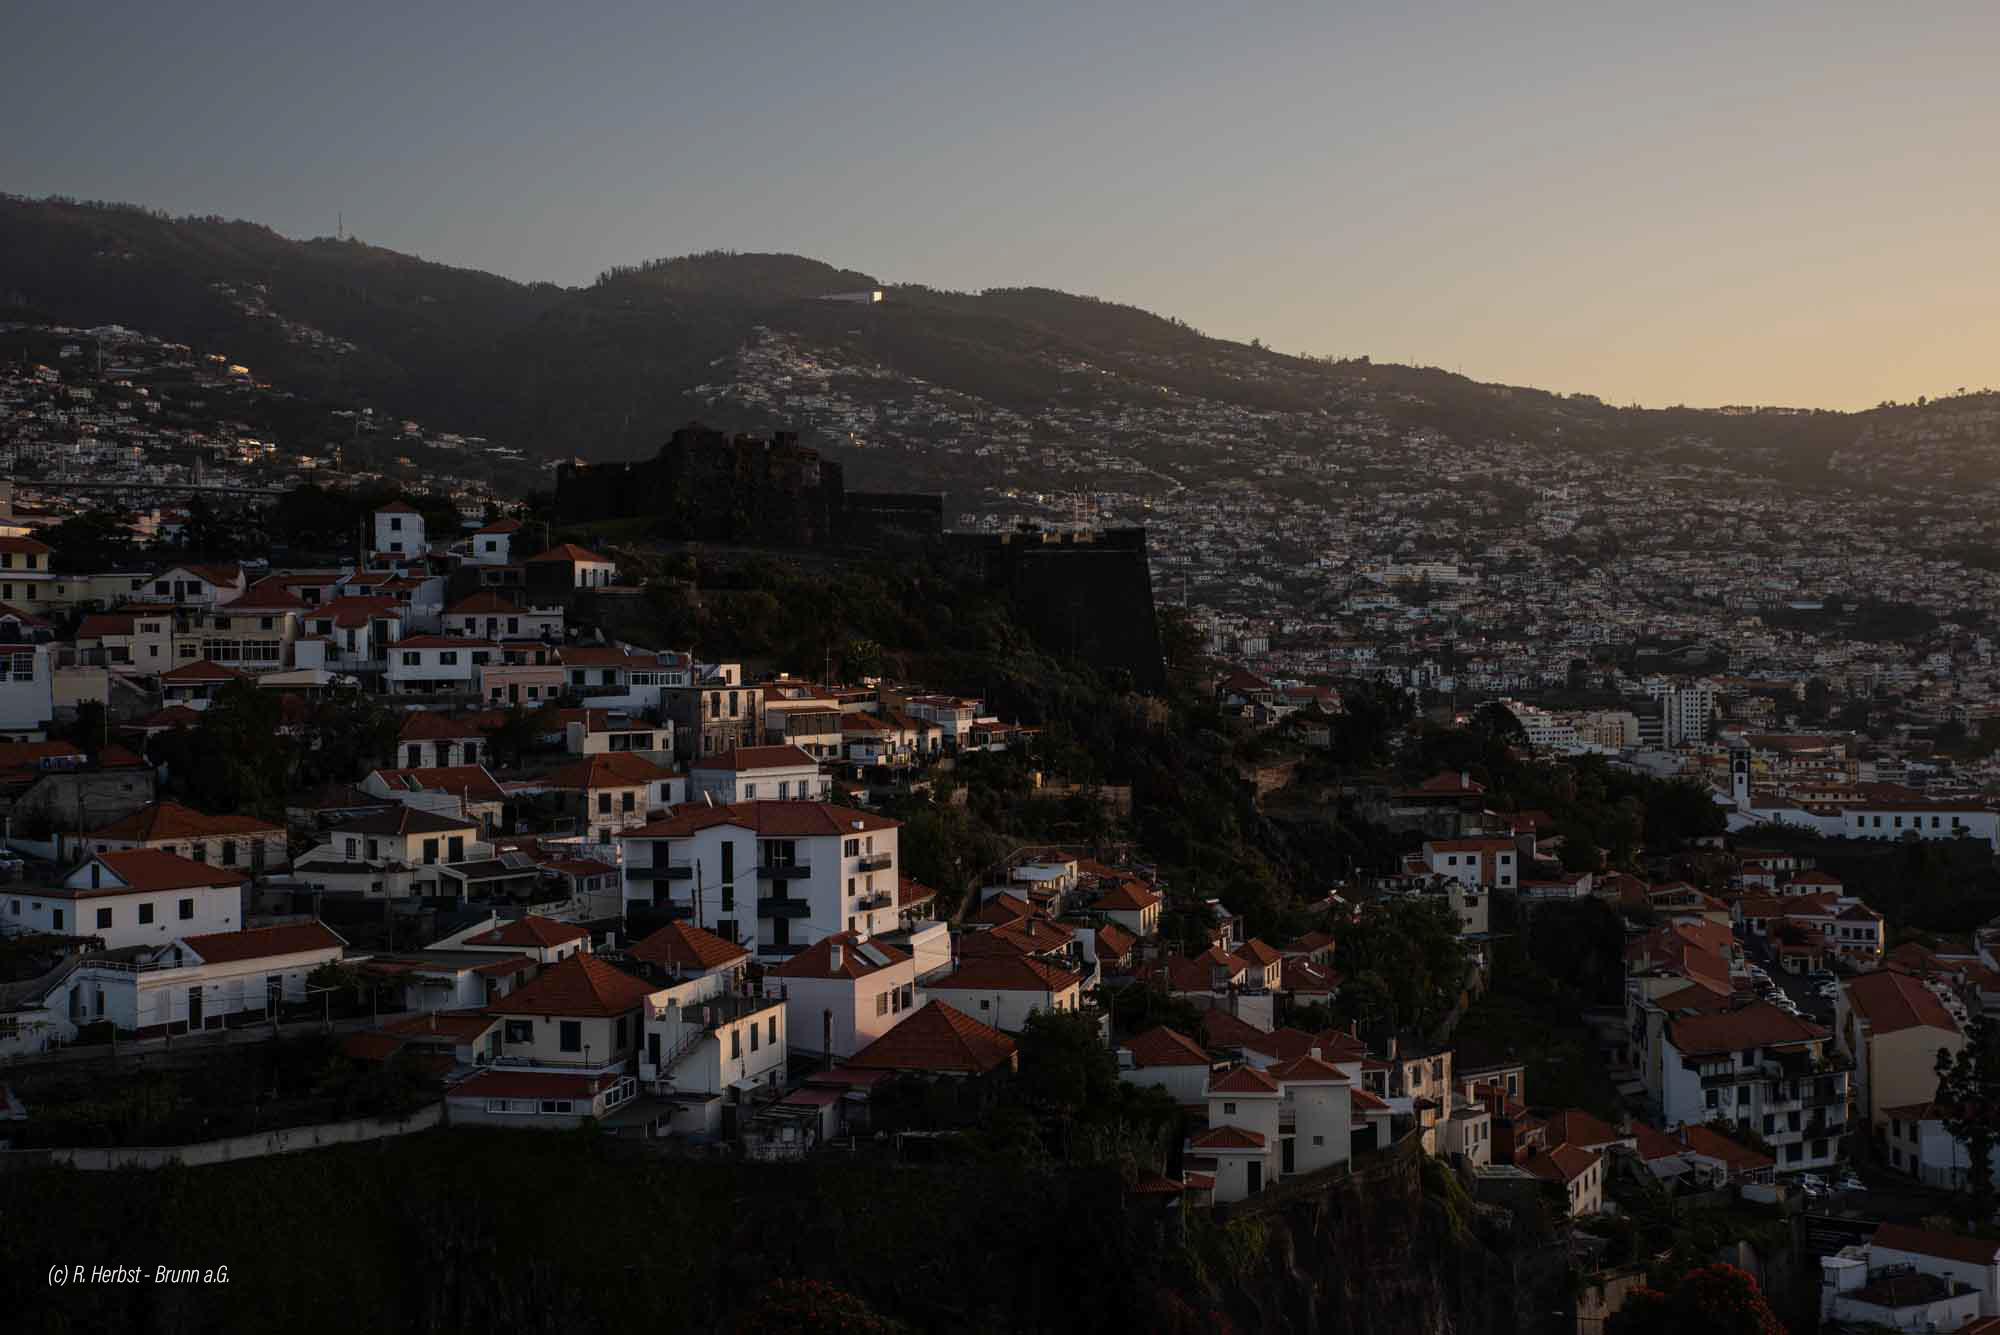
[5,0,1999,411]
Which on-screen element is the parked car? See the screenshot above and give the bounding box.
[1837,1174,1866,1193]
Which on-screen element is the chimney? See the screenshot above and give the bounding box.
[1460,770,1470,789]
[829,942,843,972]
[1310,1046,1322,1061]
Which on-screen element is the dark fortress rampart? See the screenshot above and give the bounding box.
[950,528,1167,692]
[557,423,1162,689]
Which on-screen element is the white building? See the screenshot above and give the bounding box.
[688,745,828,804]
[763,931,919,1061]
[619,801,900,959]
[926,955,1083,1032]
[43,921,346,1039]
[1658,1002,1850,1174]
[385,636,495,695]
[2,850,243,946]
[373,502,427,559]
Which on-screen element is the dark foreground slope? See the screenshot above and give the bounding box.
[4,1128,1565,1335]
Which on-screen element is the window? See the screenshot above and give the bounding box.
[505,1020,533,1044]
[615,1014,628,1048]
[559,1020,582,1052]
[876,992,889,1016]
[768,1016,778,1044]
[744,783,757,799]
[845,838,860,856]
[731,1028,742,1059]
[96,907,112,929]
[749,1024,759,1052]
[142,902,158,924]
[51,908,63,930]
[178,897,194,920]
[422,839,439,865]
[440,651,458,666]
[597,793,611,815]
[401,651,419,667]
[190,843,207,863]
[221,840,236,865]
[1223,1102,1237,1115]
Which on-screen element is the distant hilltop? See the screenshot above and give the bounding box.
[7,192,2000,494]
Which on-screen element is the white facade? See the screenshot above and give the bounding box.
[386,639,493,695]
[764,946,919,1060]
[2,875,238,949]
[0,642,54,739]
[374,506,426,557]
[688,754,828,804]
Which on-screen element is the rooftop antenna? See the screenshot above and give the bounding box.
[337,211,345,242]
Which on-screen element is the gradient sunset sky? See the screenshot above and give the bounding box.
[6,1,1997,410]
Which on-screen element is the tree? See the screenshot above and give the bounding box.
[1606,1264,1782,1335]
[1332,897,1470,1034]
[1157,606,1204,669]
[1935,1015,2000,1221]
[1014,1008,1118,1125]
[152,680,291,816]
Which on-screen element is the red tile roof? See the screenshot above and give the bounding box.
[91,848,245,893]
[397,711,484,741]
[527,543,610,563]
[448,1069,624,1100]
[1121,1025,1212,1067]
[1208,1065,1282,1096]
[898,876,937,908]
[485,954,655,1018]
[1190,1125,1266,1150]
[1267,1053,1350,1083]
[182,921,344,964]
[1545,1109,1626,1150]
[929,956,1082,996]
[1667,1002,1826,1056]
[845,1000,1017,1074]
[1097,879,1161,911]
[767,932,909,980]
[1524,1144,1600,1184]
[626,922,749,972]
[85,800,281,842]
[365,766,509,804]
[1845,970,1961,1035]
[160,659,246,683]
[692,744,818,772]
[543,753,673,791]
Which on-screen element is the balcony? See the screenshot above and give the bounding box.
[758,897,811,919]
[759,863,811,882]
[856,891,893,911]
[856,853,893,872]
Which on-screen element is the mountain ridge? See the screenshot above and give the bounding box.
[4,192,1996,497]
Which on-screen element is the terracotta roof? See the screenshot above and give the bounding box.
[1199,1008,1270,1050]
[181,921,344,964]
[1630,1123,1688,1162]
[1679,1123,1774,1170]
[1267,1053,1350,1083]
[929,955,1082,997]
[1845,969,1961,1035]
[767,932,909,980]
[160,659,245,683]
[1871,1223,2000,1266]
[1546,1109,1626,1150]
[631,801,898,839]
[1121,1025,1212,1068]
[463,915,589,949]
[448,1069,624,1100]
[1524,1144,1600,1185]
[473,518,523,535]
[1234,938,1283,967]
[1208,1065,1282,1096]
[543,753,673,791]
[90,848,244,893]
[485,954,655,1018]
[971,892,1034,926]
[1190,1125,1266,1150]
[1351,1088,1391,1112]
[1096,922,1138,960]
[393,634,497,650]
[626,922,749,972]
[898,876,937,908]
[381,1011,499,1043]
[0,535,51,555]
[844,999,1017,1075]
[527,543,610,564]
[85,800,281,842]
[375,501,421,514]
[77,613,135,638]
[397,711,483,741]
[1097,879,1161,911]
[693,745,818,772]
[1667,1002,1826,1056]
